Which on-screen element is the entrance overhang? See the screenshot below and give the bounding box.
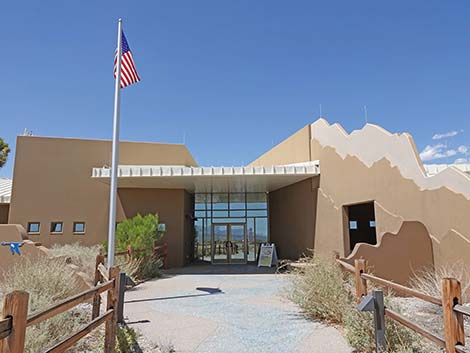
[91,162,320,193]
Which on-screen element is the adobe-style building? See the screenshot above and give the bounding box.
[2,118,470,283]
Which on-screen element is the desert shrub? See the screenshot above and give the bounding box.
[410,261,470,302]
[0,257,92,353]
[290,253,353,324]
[290,253,439,353]
[137,256,163,279]
[116,257,142,280]
[49,242,101,283]
[114,213,164,258]
[117,256,162,282]
[344,298,429,353]
[116,325,139,353]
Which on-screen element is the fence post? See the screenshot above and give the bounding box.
[117,272,126,324]
[373,290,386,352]
[354,259,368,303]
[92,253,105,319]
[0,291,29,353]
[104,266,120,353]
[442,278,465,353]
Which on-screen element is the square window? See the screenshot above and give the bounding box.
[349,221,358,230]
[369,220,376,228]
[73,222,86,234]
[27,222,40,234]
[50,222,63,234]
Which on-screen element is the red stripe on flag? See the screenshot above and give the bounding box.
[114,48,140,88]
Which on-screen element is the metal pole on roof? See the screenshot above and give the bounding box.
[107,18,123,268]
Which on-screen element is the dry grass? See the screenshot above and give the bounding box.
[290,254,353,324]
[290,253,439,353]
[0,256,98,353]
[0,251,154,353]
[49,242,101,283]
[115,255,162,283]
[406,262,470,346]
[410,261,470,302]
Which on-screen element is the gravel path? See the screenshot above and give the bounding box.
[123,265,352,353]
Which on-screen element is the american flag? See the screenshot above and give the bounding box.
[114,31,140,88]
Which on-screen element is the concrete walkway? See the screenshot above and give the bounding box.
[124,265,352,353]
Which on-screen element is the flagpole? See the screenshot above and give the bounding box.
[107,18,123,268]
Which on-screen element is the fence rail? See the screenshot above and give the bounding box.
[336,257,469,353]
[0,257,121,353]
[0,319,12,340]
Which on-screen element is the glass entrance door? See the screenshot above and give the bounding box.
[229,224,246,264]
[212,224,229,264]
[211,223,247,264]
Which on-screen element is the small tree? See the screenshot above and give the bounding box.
[0,138,10,168]
[115,213,163,258]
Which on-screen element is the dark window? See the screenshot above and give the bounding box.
[27,222,40,234]
[50,222,63,234]
[73,222,86,234]
[345,202,377,252]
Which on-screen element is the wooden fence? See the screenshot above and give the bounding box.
[336,257,470,353]
[0,257,121,353]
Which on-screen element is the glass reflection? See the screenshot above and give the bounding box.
[193,192,268,263]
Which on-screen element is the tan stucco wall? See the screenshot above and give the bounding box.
[9,136,197,260]
[311,140,470,274]
[0,224,48,269]
[117,188,190,268]
[183,191,194,265]
[344,221,434,285]
[268,177,318,259]
[0,204,8,224]
[250,125,311,166]
[250,119,470,282]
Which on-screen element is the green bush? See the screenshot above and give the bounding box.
[110,213,165,281]
[115,213,163,258]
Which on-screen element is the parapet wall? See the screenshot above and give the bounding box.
[310,119,470,276]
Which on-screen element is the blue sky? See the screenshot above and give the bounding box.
[1,1,470,177]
